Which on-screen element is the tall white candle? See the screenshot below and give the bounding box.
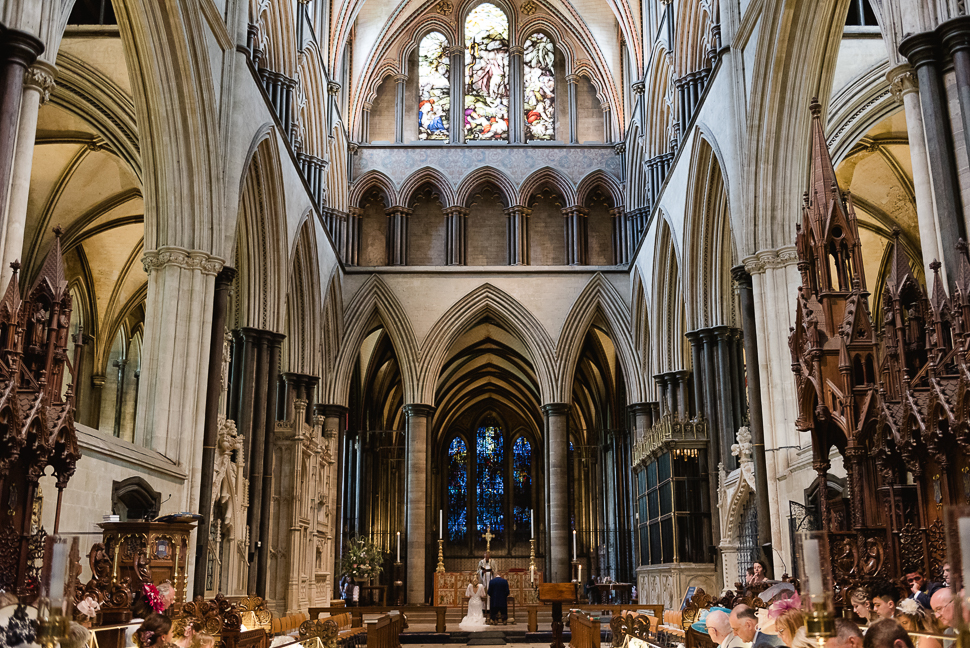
[802,538,823,597]
[396,532,401,562]
[440,510,443,540]
[531,510,534,539]
[49,537,68,614]
[578,565,582,583]
[958,517,970,592]
[573,530,577,560]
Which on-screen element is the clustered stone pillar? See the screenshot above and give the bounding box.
[345,207,362,265]
[394,74,407,144]
[505,205,531,265]
[404,404,434,604]
[886,64,943,282]
[562,206,588,265]
[509,46,524,143]
[1,61,54,287]
[0,28,44,266]
[567,75,579,144]
[732,265,774,571]
[321,403,347,599]
[899,32,966,281]
[193,266,237,594]
[611,207,629,265]
[444,206,468,265]
[448,46,465,145]
[543,403,571,582]
[385,206,411,265]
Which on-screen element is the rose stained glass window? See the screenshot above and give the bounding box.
[512,436,532,543]
[447,436,468,542]
[418,31,450,140]
[524,33,554,140]
[476,417,505,538]
[464,4,509,140]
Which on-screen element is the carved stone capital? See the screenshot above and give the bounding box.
[394,73,408,84]
[631,81,645,95]
[566,74,581,85]
[24,62,56,104]
[327,81,341,96]
[509,45,525,57]
[446,45,465,57]
[614,142,626,155]
[142,247,225,276]
[886,64,917,103]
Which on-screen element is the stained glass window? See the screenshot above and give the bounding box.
[524,33,554,140]
[512,436,532,543]
[418,32,450,140]
[476,417,505,537]
[464,4,509,140]
[448,436,468,542]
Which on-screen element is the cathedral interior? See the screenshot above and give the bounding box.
[4,0,970,628]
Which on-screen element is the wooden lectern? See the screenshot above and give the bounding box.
[537,583,577,648]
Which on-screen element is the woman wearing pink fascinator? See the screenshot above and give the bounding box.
[768,594,805,647]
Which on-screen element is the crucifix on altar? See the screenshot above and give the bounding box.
[482,525,494,551]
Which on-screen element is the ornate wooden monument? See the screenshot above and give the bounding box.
[790,99,970,599]
[0,230,83,598]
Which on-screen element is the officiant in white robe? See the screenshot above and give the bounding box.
[478,552,494,612]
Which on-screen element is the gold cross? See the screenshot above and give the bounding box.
[483,525,494,552]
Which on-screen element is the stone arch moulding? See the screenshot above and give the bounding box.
[325,275,419,407]
[398,167,458,207]
[350,169,400,207]
[399,19,459,74]
[415,282,558,406]
[455,166,517,207]
[516,18,575,70]
[517,166,577,206]
[555,273,644,404]
[576,170,623,207]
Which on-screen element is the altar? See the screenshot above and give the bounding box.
[433,569,543,607]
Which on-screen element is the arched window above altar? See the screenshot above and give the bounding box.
[419,31,450,140]
[476,416,505,538]
[511,436,533,544]
[464,4,510,140]
[524,33,554,141]
[448,436,469,542]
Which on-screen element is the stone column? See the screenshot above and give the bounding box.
[0,29,43,261]
[715,326,738,470]
[941,16,970,209]
[322,404,347,599]
[543,403,571,582]
[631,81,645,130]
[246,329,269,594]
[899,33,966,273]
[361,102,372,142]
[732,265,773,571]
[193,266,237,593]
[887,64,944,281]
[610,207,626,265]
[394,74,407,144]
[629,403,652,441]
[448,46,464,144]
[505,205,531,265]
[137,248,222,597]
[602,106,612,143]
[562,206,588,265]
[509,45,524,143]
[685,331,705,420]
[327,81,340,136]
[1,61,54,287]
[566,75,579,144]
[347,207,362,265]
[404,404,434,604]
[444,206,468,265]
[385,206,412,265]
[257,332,285,597]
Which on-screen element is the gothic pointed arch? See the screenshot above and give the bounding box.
[518,167,576,206]
[284,216,323,377]
[652,215,687,375]
[556,273,644,403]
[576,170,623,208]
[398,167,457,208]
[326,275,419,406]
[455,167,517,207]
[350,169,399,207]
[416,283,557,405]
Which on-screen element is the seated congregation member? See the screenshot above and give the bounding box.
[707,609,745,648]
[905,569,938,610]
[730,604,784,648]
[135,614,177,648]
[896,599,942,648]
[826,618,864,648]
[862,619,915,648]
[930,588,956,640]
[870,582,900,621]
[768,596,806,648]
[850,588,874,627]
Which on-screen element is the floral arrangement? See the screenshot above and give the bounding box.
[143,583,165,614]
[76,596,101,619]
[339,536,385,580]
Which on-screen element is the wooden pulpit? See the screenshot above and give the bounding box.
[537,583,578,648]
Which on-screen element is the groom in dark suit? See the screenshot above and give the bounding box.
[487,571,511,624]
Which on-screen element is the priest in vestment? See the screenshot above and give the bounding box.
[478,552,494,613]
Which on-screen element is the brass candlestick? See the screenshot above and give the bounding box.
[436,538,445,573]
[529,537,538,594]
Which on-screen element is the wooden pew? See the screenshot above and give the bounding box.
[569,611,601,648]
[364,615,403,648]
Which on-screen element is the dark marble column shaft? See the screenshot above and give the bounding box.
[543,403,571,582]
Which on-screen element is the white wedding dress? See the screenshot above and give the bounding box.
[459,584,489,631]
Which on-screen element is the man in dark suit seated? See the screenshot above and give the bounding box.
[487,571,511,625]
[730,605,784,648]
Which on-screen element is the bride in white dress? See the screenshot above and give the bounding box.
[459,575,489,631]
